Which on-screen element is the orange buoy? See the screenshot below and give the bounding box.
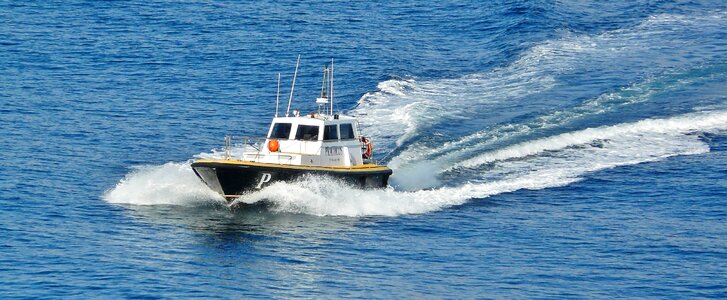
[268,139,279,152]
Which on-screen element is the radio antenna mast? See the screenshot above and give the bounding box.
[275,73,281,117]
[320,64,328,98]
[330,59,334,115]
[286,55,300,117]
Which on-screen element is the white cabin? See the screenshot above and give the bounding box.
[241,114,366,167]
[234,59,374,167]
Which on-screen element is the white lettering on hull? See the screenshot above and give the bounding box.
[256,173,272,189]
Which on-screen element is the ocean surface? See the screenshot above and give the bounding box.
[2,0,727,298]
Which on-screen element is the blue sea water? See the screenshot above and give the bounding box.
[2,0,727,298]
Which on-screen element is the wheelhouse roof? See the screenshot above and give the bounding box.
[270,115,357,126]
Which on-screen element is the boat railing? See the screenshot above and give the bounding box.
[223,135,266,160]
[222,135,318,161]
[222,135,380,166]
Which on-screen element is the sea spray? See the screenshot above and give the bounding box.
[352,10,727,156]
[104,110,725,215]
[449,110,727,171]
[104,162,225,206]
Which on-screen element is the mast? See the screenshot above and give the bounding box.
[275,73,281,117]
[286,55,300,117]
[316,64,330,115]
[330,59,334,115]
[320,64,328,98]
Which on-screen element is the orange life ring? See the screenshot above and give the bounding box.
[362,137,373,159]
[268,139,279,152]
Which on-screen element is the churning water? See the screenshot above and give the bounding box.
[2,1,726,298]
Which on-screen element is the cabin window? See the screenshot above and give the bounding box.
[339,123,355,140]
[295,125,320,141]
[270,123,292,139]
[323,125,338,140]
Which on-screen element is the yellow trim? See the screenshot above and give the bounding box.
[194,159,391,172]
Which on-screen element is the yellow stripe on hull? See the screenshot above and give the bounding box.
[193,159,392,173]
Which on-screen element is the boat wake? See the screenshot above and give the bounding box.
[233,110,727,216]
[351,10,727,152]
[104,9,727,216]
[104,110,727,216]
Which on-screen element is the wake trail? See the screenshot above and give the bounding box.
[103,10,727,215]
[352,10,727,156]
[236,110,725,216]
[103,110,726,215]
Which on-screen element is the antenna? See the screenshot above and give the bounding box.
[275,73,281,117]
[320,64,328,98]
[286,55,300,117]
[316,65,330,115]
[330,58,334,115]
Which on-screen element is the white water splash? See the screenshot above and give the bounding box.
[103,10,727,215]
[235,110,723,216]
[351,10,727,153]
[103,162,225,206]
[352,69,556,150]
[449,110,727,171]
[103,110,725,215]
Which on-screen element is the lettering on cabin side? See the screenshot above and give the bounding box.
[324,146,342,156]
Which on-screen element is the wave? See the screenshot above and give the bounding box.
[103,10,727,216]
[103,162,225,206]
[450,110,726,171]
[350,10,727,154]
[229,110,725,216]
[387,65,727,189]
[104,109,726,216]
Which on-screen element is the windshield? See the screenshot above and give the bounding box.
[339,123,354,140]
[323,124,338,140]
[270,123,292,139]
[295,125,320,141]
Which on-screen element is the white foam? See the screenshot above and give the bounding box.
[104,110,724,215]
[104,10,727,214]
[103,162,225,206]
[227,110,724,216]
[450,110,727,170]
[231,174,554,217]
[350,10,727,155]
[387,77,671,187]
[352,71,556,150]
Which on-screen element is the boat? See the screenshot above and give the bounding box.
[191,57,393,201]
